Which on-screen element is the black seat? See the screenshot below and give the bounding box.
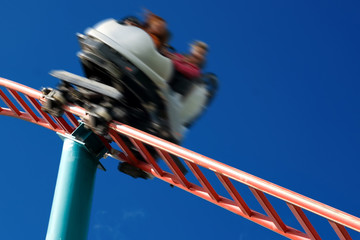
[169,71,197,95]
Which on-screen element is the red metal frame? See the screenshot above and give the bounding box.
[1,77,360,240]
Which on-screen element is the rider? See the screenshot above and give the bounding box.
[164,40,208,79]
[121,11,170,51]
[143,12,170,51]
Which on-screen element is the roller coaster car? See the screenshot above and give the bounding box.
[42,19,218,145]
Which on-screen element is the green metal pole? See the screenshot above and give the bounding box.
[46,124,107,240]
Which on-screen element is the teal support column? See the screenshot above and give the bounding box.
[46,123,107,240]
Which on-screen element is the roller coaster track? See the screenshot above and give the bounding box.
[1,77,359,240]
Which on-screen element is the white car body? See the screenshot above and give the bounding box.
[84,19,211,142]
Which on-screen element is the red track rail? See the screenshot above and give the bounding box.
[1,77,359,240]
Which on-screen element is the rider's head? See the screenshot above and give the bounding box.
[145,13,167,36]
[188,41,209,67]
[121,16,142,27]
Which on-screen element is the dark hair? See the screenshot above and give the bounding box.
[118,16,142,26]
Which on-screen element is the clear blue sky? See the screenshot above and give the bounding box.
[0,1,359,239]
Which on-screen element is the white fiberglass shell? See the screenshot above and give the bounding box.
[85,19,173,89]
[83,19,210,142]
[180,84,208,125]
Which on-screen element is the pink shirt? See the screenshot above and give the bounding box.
[171,53,201,79]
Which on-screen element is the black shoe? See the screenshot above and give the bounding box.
[118,162,154,180]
